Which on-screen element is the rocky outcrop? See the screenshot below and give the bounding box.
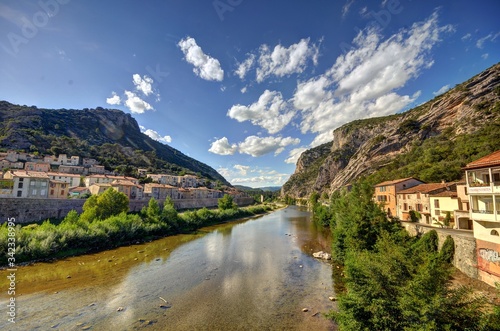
[282,62,500,198]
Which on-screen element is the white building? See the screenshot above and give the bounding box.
[3,171,49,198]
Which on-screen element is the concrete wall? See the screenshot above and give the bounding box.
[401,222,478,279]
[0,197,255,223]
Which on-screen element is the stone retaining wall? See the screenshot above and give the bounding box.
[0,197,255,223]
[400,222,478,279]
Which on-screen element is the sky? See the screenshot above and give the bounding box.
[0,0,499,188]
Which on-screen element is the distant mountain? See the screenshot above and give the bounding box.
[234,185,281,192]
[0,101,229,184]
[282,62,500,198]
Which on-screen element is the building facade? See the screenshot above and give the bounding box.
[374,177,424,218]
[463,150,500,286]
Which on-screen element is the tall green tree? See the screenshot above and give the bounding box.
[80,188,129,222]
[218,194,236,210]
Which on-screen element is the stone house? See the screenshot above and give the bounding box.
[4,171,49,198]
[373,177,424,218]
[429,190,461,227]
[24,162,51,172]
[47,172,81,188]
[48,180,69,199]
[144,183,177,201]
[397,182,457,224]
[110,179,143,200]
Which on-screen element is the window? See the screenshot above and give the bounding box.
[61,190,64,196]
[32,189,37,195]
[50,190,54,195]
[41,182,47,187]
[19,178,24,182]
[30,181,36,186]
[40,189,46,196]
[403,203,408,211]
[435,210,440,216]
[434,200,440,208]
[18,182,23,189]
[416,204,422,212]
[417,192,421,199]
[17,191,22,197]
[491,230,499,236]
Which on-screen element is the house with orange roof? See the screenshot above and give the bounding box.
[110,179,143,200]
[463,150,500,286]
[429,190,461,228]
[373,177,424,218]
[397,182,457,224]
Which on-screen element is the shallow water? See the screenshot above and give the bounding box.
[0,206,337,330]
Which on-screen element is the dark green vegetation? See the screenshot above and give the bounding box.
[367,121,500,185]
[310,181,500,330]
[0,189,273,265]
[0,101,228,183]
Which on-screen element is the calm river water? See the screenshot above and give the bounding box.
[0,206,337,330]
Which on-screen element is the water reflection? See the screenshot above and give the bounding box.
[0,207,336,330]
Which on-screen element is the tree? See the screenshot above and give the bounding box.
[218,194,236,210]
[80,188,129,221]
[143,198,161,222]
[161,197,178,224]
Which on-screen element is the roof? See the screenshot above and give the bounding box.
[430,191,458,198]
[47,172,81,177]
[374,177,420,187]
[398,182,456,194]
[464,150,500,170]
[111,179,136,186]
[69,186,90,192]
[11,171,49,179]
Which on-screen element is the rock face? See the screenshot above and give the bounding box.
[313,251,332,260]
[282,63,500,198]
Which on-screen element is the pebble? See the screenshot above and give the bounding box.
[117,307,124,312]
[302,308,309,312]
[82,326,92,330]
[66,275,71,279]
[329,296,337,301]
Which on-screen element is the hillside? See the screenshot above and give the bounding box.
[282,62,500,198]
[0,102,229,184]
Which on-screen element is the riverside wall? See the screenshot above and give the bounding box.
[0,197,255,224]
[400,222,478,280]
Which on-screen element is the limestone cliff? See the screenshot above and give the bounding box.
[282,63,500,198]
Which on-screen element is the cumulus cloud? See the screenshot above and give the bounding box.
[106,92,121,105]
[124,90,153,114]
[178,36,224,81]
[238,136,300,157]
[235,54,255,80]
[139,125,172,144]
[293,11,451,146]
[209,137,238,155]
[433,84,450,96]
[209,135,300,157]
[217,166,290,187]
[342,0,355,18]
[256,38,320,82]
[285,147,307,164]
[227,90,295,134]
[133,74,154,96]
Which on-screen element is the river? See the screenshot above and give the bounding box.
[0,206,337,330]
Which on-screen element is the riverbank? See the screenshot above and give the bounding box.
[0,203,280,267]
[0,206,336,331]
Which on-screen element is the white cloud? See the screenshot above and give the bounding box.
[433,84,450,96]
[227,90,295,134]
[209,135,300,157]
[342,0,355,18]
[132,74,154,96]
[476,32,500,49]
[209,137,237,155]
[294,11,450,146]
[233,164,250,176]
[238,135,300,157]
[178,36,224,81]
[106,92,121,105]
[255,38,320,82]
[240,86,248,94]
[139,125,172,144]
[285,147,307,164]
[482,53,489,60]
[218,165,289,187]
[461,33,472,41]
[124,90,153,114]
[235,54,255,80]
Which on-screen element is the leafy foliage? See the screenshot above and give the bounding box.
[218,194,237,210]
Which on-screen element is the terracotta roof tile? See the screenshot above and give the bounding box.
[464,150,500,169]
[398,182,456,194]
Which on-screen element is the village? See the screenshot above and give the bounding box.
[0,150,248,201]
[372,149,500,286]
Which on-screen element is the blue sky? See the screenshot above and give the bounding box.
[0,0,499,187]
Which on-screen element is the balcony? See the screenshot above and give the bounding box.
[471,209,498,222]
